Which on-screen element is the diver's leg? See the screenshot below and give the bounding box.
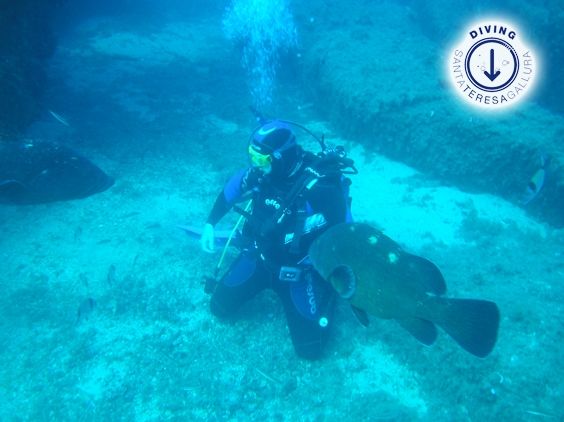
[277,268,336,360]
[210,252,268,318]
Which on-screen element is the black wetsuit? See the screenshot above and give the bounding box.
[206,151,350,359]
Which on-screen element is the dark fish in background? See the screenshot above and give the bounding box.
[76,298,96,323]
[521,153,550,205]
[0,140,114,205]
[309,223,500,358]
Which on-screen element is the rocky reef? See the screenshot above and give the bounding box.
[0,0,62,138]
[295,0,564,227]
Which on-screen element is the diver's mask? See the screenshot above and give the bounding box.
[248,144,272,173]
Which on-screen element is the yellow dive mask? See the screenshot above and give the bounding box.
[248,145,272,169]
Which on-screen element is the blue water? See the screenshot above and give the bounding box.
[1,0,562,420]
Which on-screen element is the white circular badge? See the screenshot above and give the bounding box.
[447,19,538,110]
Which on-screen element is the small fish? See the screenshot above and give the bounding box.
[48,110,70,127]
[107,264,117,285]
[521,154,550,205]
[76,298,96,323]
[79,272,89,288]
[309,223,500,357]
[74,226,83,243]
[121,211,141,219]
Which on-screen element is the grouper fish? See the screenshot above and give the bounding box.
[0,140,114,204]
[308,222,500,357]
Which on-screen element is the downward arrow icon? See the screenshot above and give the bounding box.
[484,49,501,81]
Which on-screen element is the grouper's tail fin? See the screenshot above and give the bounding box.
[434,298,500,358]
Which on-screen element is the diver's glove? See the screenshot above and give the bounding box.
[200,223,215,253]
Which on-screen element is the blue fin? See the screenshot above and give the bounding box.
[177,225,243,248]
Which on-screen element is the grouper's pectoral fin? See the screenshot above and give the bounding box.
[397,318,438,346]
[403,253,446,295]
[351,306,370,327]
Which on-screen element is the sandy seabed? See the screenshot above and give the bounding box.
[1,12,562,422]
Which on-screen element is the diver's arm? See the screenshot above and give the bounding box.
[201,190,230,253]
[201,168,254,253]
[293,181,348,259]
[206,190,231,227]
[313,179,348,226]
[206,168,254,226]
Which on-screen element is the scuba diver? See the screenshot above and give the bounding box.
[200,118,356,360]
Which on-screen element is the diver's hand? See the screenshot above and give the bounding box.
[200,223,215,253]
